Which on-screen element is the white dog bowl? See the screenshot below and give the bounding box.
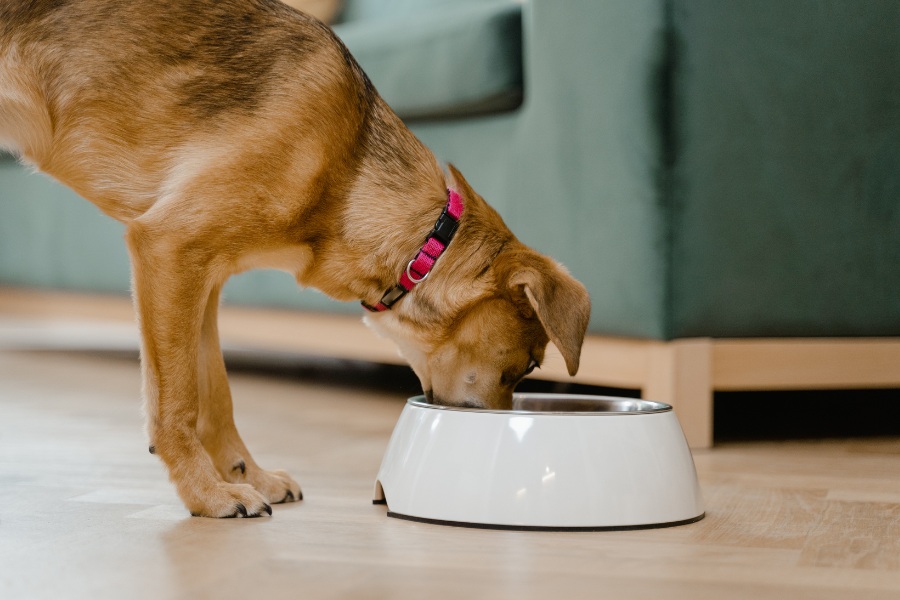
[373,394,704,531]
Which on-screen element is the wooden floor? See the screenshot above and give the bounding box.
[2,348,900,599]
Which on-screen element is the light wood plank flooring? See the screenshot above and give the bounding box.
[1,348,900,599]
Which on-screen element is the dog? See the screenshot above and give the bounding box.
[0,0,591,517]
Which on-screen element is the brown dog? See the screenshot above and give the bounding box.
[0,0,590,517]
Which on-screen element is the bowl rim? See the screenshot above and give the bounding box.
[407,393,672,416]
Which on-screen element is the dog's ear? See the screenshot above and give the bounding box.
[446,163,475,200]
[506,252,591,376]
[445,164,590,374]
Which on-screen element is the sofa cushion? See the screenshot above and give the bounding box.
[332,1,523,120]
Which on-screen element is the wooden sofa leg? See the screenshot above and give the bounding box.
[644,339,713,449]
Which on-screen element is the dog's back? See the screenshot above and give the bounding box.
[0,0,393,221]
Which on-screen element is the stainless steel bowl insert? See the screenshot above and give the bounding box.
[408,393,672,415]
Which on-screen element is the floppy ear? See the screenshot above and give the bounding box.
[508,255,591,376]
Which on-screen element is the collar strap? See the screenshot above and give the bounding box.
[362,188,464,312]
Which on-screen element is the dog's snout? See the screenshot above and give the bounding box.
[458,400,484,409]
[426,390,485,409]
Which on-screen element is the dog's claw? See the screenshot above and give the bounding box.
[190,501,273,518]
[240,503,271,518]
[280,490,295,504]
[232,460,246,475]
[148,445,156,455]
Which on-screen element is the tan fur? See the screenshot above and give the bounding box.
[0,0,590,517]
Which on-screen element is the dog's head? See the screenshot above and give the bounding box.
[366,166,591,410]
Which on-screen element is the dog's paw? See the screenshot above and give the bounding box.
[212,452,302,505]
[187,482,273,519]
[244,467,303,505]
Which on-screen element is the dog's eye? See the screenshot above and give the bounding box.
[502,359,540,387]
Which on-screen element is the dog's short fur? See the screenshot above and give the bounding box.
[0,0,590,517]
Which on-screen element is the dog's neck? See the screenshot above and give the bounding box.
[360,188,463,313]
[361,180,513,329]
[296,99,510,322]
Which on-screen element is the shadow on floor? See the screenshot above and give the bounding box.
[42,347,900,443]
[714,388,900,442]
[222,350,900,442]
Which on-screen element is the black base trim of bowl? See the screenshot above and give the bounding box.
[372,499,387,505]
[383,511,706,532]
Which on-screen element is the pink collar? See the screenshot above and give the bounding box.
[362,188,464,312]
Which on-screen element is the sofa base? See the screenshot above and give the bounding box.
[561,336,900,449]
[2,287,898,449]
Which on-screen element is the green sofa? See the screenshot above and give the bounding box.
[2,0,899,444]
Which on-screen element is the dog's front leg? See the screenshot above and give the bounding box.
[197,284,302,505]
[126,219,271,518]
